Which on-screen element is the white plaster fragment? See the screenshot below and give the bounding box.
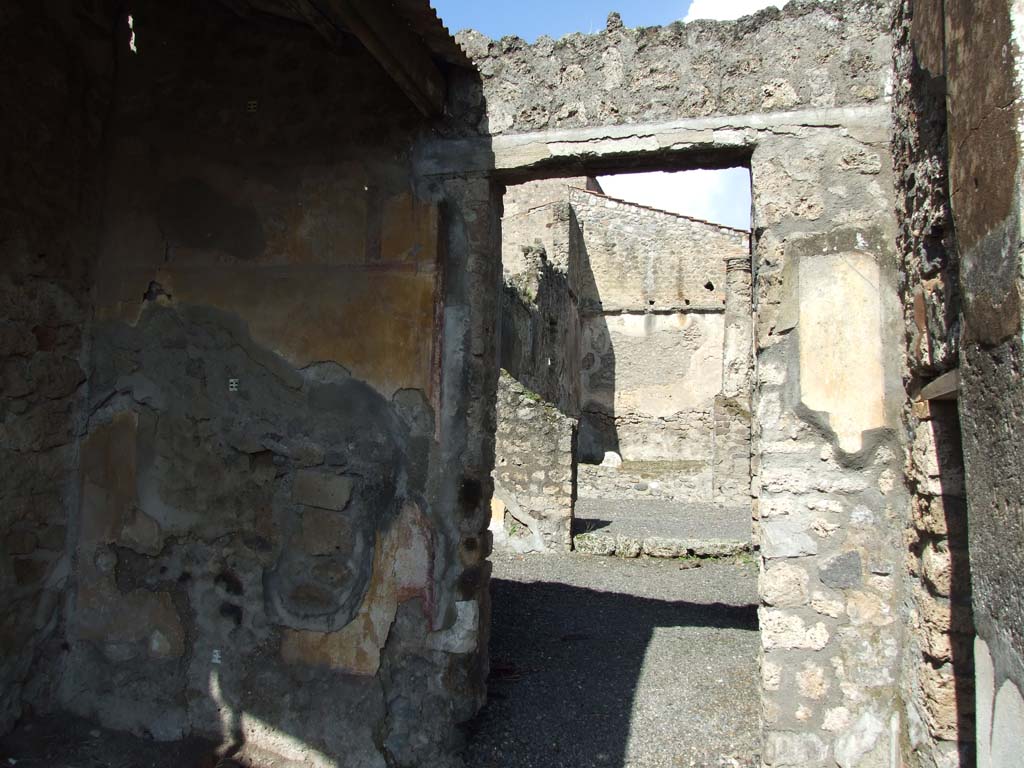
[427,600,479,654]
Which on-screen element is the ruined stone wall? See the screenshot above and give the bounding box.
[433,2,913,765]
[569,188,752,506]
[0,1,116,735]
[892,0,1024,763]
[500,197,581,414]
[946,0,1024,758]
[494,183,581,553]
[890,2,974,765]
[51,2,487,765]
[890,0,1024,763]
[491,372,575,552]
[454,1,891,138]
[502,177,597,277]
[751,120,906,768]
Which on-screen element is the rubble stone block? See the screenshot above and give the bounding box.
[761,562,810,606]
[819,551,863,590]
[760,609,830,651]
[761,519,818,559]
[292,471,353,512]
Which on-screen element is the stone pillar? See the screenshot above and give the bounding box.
[722,255,754,400]
[714,256,753,505]
[751,124,906,767]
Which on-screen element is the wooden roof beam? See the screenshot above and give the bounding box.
[308,0,447,117]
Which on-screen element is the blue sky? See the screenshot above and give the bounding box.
[597,169,751,231]
[431,0,784,229]
[433,0,691,42]
[431,0,785,40]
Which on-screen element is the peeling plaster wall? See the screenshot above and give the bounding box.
[893,0,1024,763]
[51,2,487,765]
[947,0,1024,759]
[436,2,912,765]
[0,1,116,735]
[891,2,975,765]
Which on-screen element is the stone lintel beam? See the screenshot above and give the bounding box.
[920,369,960,401]
[308,0,446,117]
[414,103,890,179]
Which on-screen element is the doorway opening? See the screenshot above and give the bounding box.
[472,165,760,767]
[489,167,754,558]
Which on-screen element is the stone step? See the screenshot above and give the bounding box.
[572,530,751,558]
[571,496,753,558]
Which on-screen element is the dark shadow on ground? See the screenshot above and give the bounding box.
[0,714,219,768]
[572,517,613,534]
[463,576,758,768]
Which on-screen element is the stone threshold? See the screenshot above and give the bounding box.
[572,531,751,558]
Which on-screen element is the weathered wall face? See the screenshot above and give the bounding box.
[455,3,891,137]
[0,1,115,734]
[51,3,486,765]
[891,2,975,765]
[569,188,752,506]
[491,372,575,552]
[429,3,911,765]
[751,118,906,767]
[892,0,1024,763]
[500,199,581,415]
[921,0,1024,763]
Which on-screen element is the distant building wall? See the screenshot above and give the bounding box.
[569,188,752,506]
[492,178,752,552]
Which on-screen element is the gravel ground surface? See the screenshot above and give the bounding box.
[464,553,761,768]
[1,555,759,768]
[574,499,752,545]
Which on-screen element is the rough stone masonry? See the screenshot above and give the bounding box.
[3,0,1024,766]
[432,4,911,765]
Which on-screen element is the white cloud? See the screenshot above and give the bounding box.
[596,169,751,231]
[683,0,786,22]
